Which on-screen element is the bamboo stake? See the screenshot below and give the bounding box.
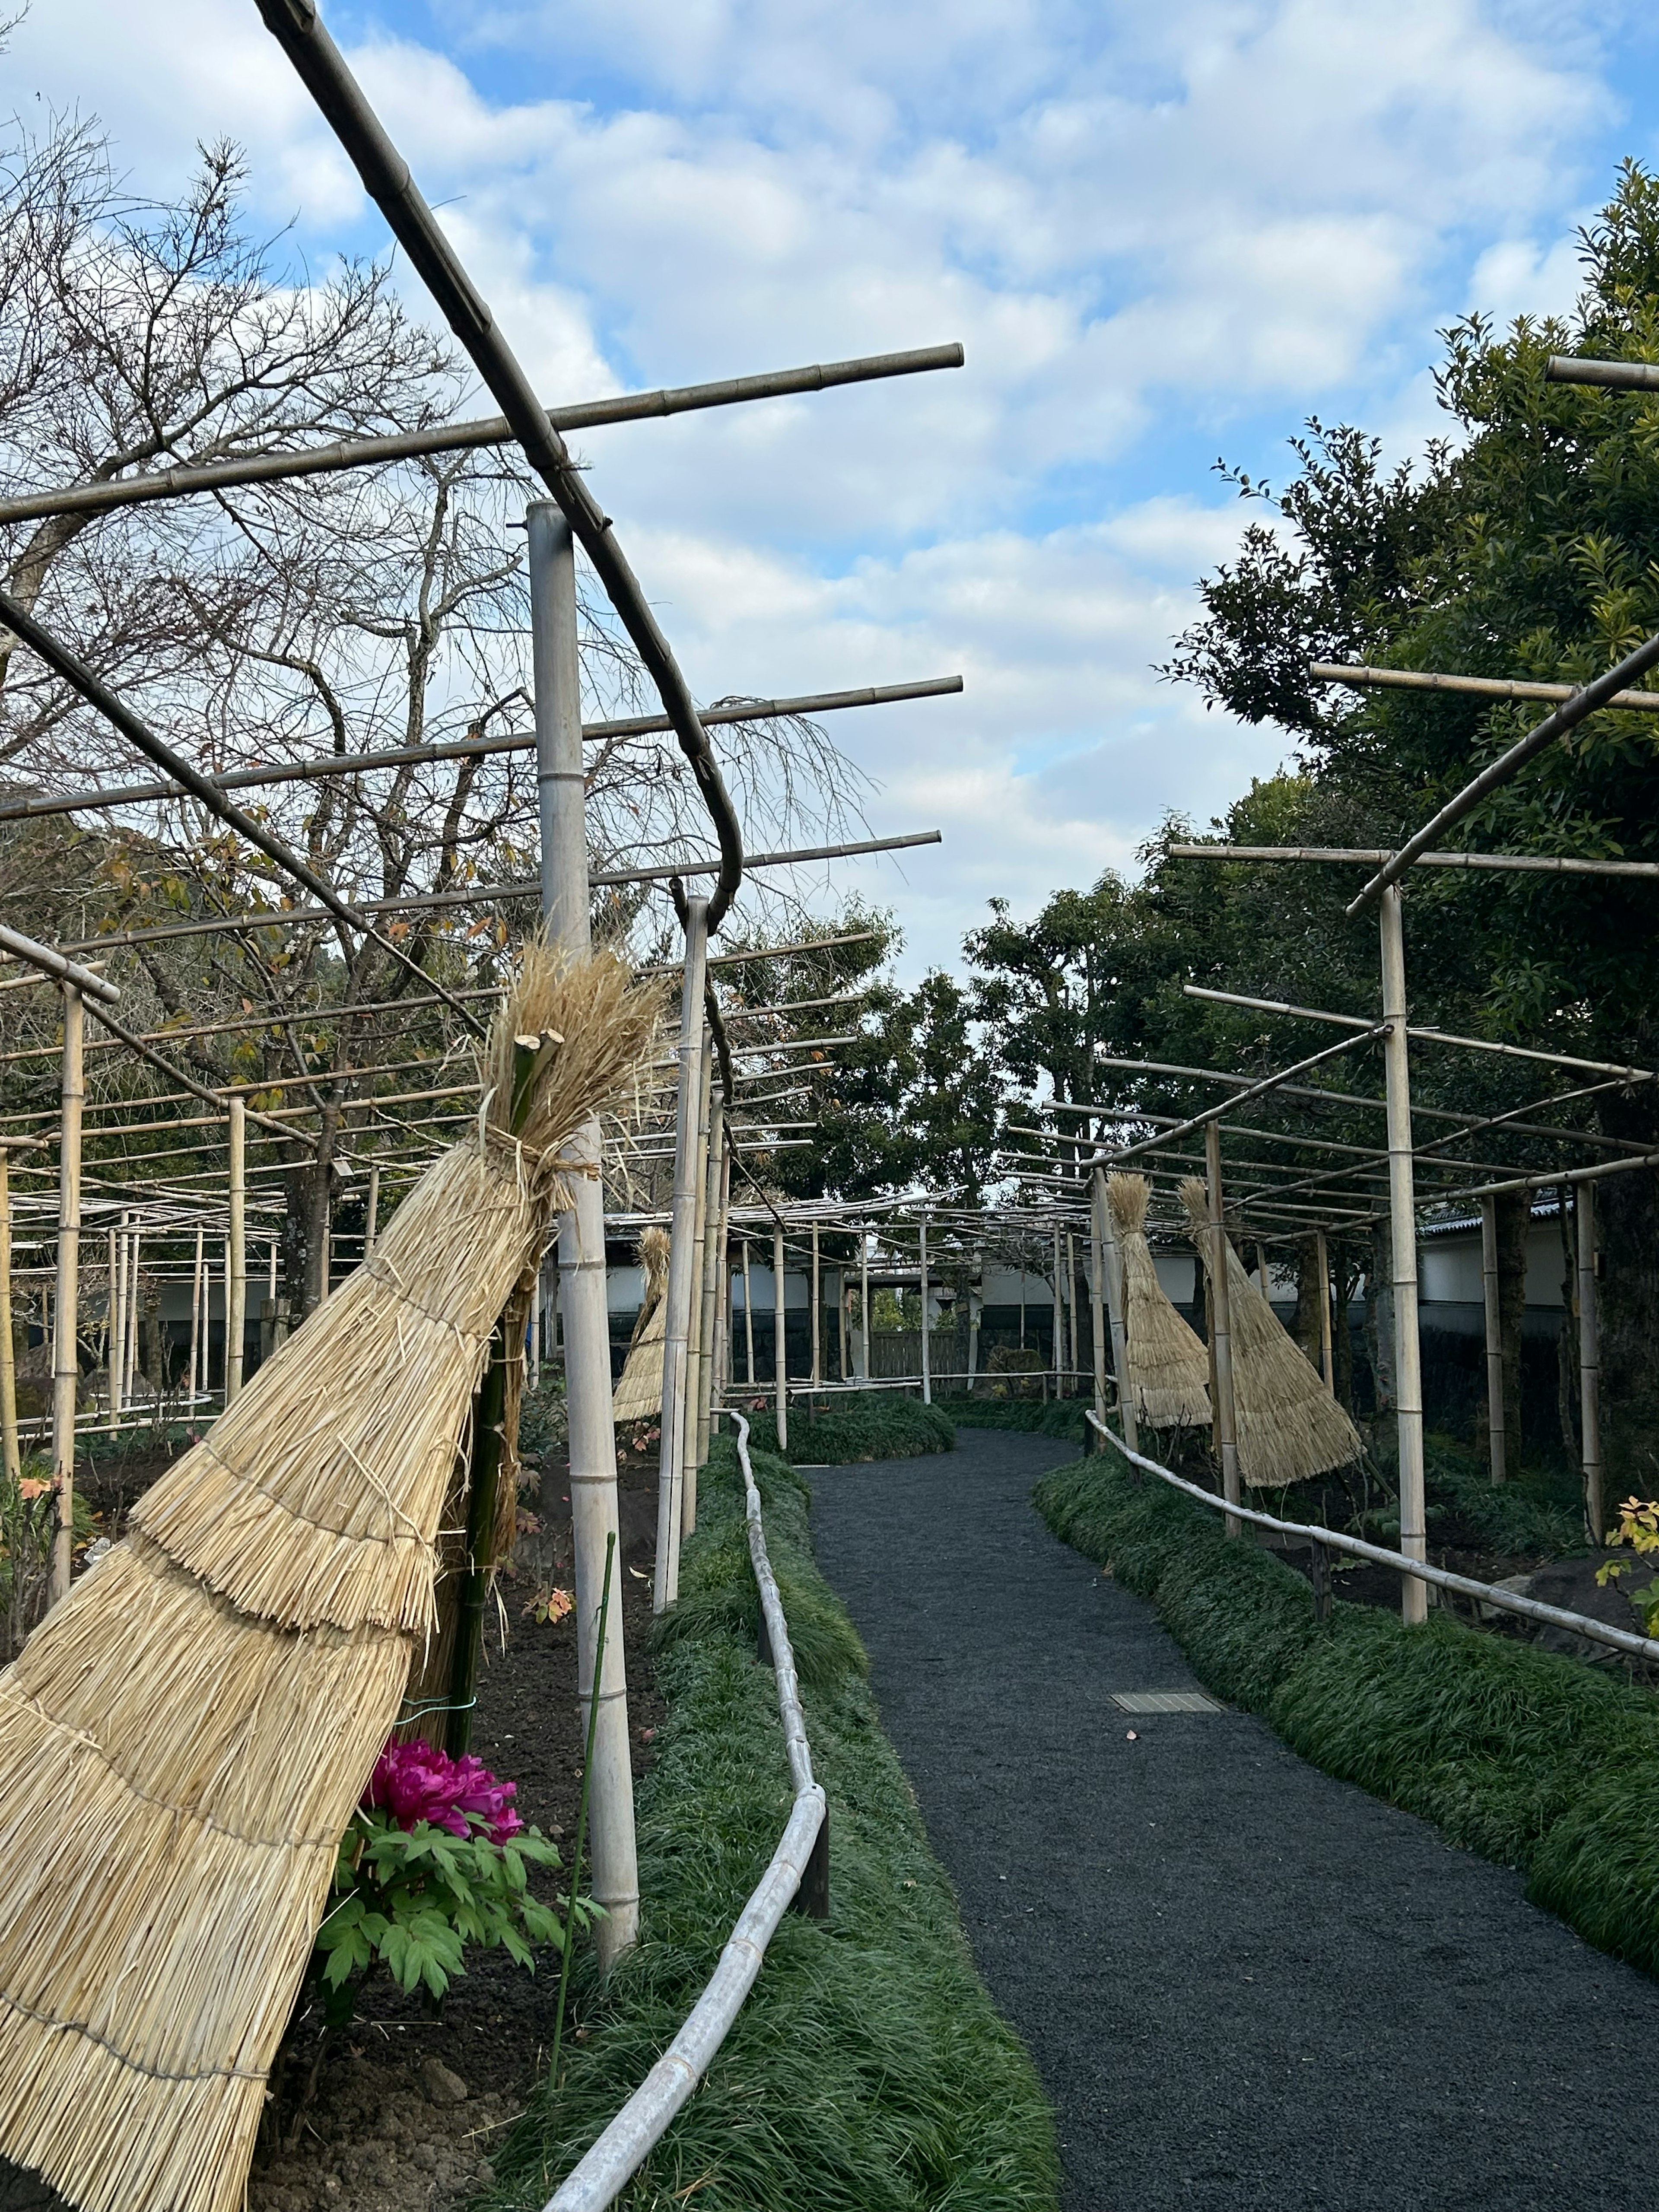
[48,985,83,1607]
[654,905,709,1611]
[742,1237,756,1384]
[1380,886,1428,1624]
[810,1225,821,1392]
[1480,1197,1506,1484]
[693,1096,725,1474]
[532,502,639,1966]
[838,1265,849,1382]
[711,1139,732,1405]
[364,1160,380,1258]
[1096,1166,1136,1451]
[1066,1230,1079,1382]
[127,1229,142,1405]
[1314,1227,1335,1393]
[1577,1187,1603,1544]
[1050,1225,1064,1398]
[226,1098,247,1403]
[188,1224,204,1398]
[108,1220,124,1415]
[859,1226,869,1381]
[683,1039,715,1535]
[0,1150,18,1483]
[772,1223,788,1451]
[1089,1170,1108,1433]
[1204,1122,1240,1538]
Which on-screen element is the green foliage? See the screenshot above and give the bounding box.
[491,1436,1060,2212]
[942,1395,1089,1443]
[741,1392,956,1465]
[311,1809,571,2025]
[1421,1433,1583,1558]
[1036,1451,1659,1979]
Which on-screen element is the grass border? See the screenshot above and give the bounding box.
[1036,1449,1659,1980]
[488,1436,1059,2212]
[739,1392,956,1465]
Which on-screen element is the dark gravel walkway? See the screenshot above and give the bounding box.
[808,1429,1659,2212]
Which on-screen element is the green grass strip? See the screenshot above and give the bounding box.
[740,1390,956,1465]
[938,1396,1089,1443]
[1035,1451,1659,1979]
[491,1437,1059,2212]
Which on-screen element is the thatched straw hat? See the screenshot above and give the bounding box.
[613,1224,671,1424]
[1106,1173,1210,1429]
[1180,1178,1360,1487]
[0,943,661,2212]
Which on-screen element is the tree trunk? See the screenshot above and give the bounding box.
[1592,1090,1659,1500]
[1494,1190,1528,1481]
[1290,1236,1322,1366]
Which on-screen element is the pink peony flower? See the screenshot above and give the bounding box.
[365,1739,524,1842]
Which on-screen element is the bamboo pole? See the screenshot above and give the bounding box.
[859,1227,870,1380]
[48,985,83,1608]
[188,1224,203,1398]
[919,1214,932,1405]
[128,1230,142,1404]
[1173,835,1659,879]
[712,1138,732,1407]
[1050,1225,1064,1398]
[364,1160,380,1258]
[1204,1122,1240,1538]
[531,501,639,1964]
[1380,885,1428,1625]
[810,1224,821,1392]
[1577,1187,1603,1544]
[1089,1170,1108,1434]
[1309,658,1659,713]
[1314,1227,1335,1393]
[837,1266,849,1382]
[225,1097,247,1403]
[772,1223,789,1450]
[109,1217,126,1415]
[742,1237,756,1384]
[1095,1166,1137,1451]
[1066,1230,1079,1382]
[1480,1197,1506,1484]
[0,1150,19,1483]
[654,900,710,1612]
[683,1038,715,1535]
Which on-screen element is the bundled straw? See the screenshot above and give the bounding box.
[1179,1179,1360,1487]
[612,1224,671,1424]
[0,943,661,2212]
[1106,1173,1210,1429]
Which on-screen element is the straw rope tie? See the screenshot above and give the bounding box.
[0,1996,268,2084]
[189,1433,438,1557]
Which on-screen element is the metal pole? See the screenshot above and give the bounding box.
[683,1033,715,1535]
[48,984,83,1607]
[1204,1122,1241,1537]
[655,898,709,1610]
[1480,1196,1506,1484]
[1577,1187,1603,1544]
[919,1215,931,1404]
[772,1222,789,1450]
[1314,1227,1335,1393]
[0,1150,18,1484]
[530,499,638,1965]
[1089,1168,1109,1435]
[1380,884,1428,1625]
[226,1096,247,1403]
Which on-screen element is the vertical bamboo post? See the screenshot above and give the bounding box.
[1051,1225,1065,1398]
[1576,1186,1603,1545]
[654,903,708,1612]
[364,1160,380,1259]
[1479,1195,1506,1485]
[918,1214,932,1404]
[1314,1227,1335,1392]
[226,1097,247,1404]
[687,1057,721,1530]
[1089,1167,1110,1438]
[530,499,638,1963]
[0,1150,19,1484]
[711,1138,732,1405]
[859,1224,870,1380]
[679,1029,712,1537]
[107,1220,122,1414]
[810,1225,821,1392]
[188,1224,204,1400]
[966,1255,980,1394]
[1066,1230,1079,1383]
[48,984,83,1608]
[1380,884,1428,1626]
[772,1222,789,1449]
[129,1230,143,1406]
[1204,1122,1241,1537]
[742,1236,756,1384]
[264,1237,278,1367]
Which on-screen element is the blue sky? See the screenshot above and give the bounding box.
[10,0,1659,973]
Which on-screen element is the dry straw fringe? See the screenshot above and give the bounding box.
[612,1224,671,1425]
[1179,1178,1361,1487]
[1106,1173,1211,1430]
[0,943,662,2212]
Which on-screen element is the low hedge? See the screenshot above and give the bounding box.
[494,1436,1058,2212]
[938,1396,1089,1443]
[1036,1451,1659,1980]
[740,1391,956,1465]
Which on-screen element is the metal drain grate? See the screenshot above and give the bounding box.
[1109,1690,1225,1714]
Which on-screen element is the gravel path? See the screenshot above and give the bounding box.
[808,1429,1659,2212]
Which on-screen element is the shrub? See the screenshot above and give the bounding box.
[739,1390,955,1464]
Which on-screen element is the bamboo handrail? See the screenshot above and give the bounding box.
[1085,1413,1659,1665]
[543,1415,826,2211]
[1171,837,1659,879]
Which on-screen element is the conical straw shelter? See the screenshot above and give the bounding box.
[0,944,661,2212]
[1107,1173,1210,1429]
[613,1224,671,1424]
[1180,1179,1360,1487]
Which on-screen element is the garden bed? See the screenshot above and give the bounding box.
[739,1389,956,1464]
[488,1434,1059,2212]
[1036,1449,1659,1980]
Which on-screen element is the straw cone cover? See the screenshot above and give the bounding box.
[613,1225,671,1424]
[1106,1173,1210,1429]
[1179,1179,1360,1486]
[0,944,660,2212]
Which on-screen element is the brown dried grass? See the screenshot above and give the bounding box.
[612,1226,671,1426]
[0,943,662,2212]
[1106,1173,1211,1430]
[1180,1179,1360,1486]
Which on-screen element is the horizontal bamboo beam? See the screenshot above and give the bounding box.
[0,925,121,1005]
[0,346,964,526]
[1309,661,1659,714]
[1170,839,1659,880]
[0,680,961,829]
[1545,355,1659,391]
[1107,1026,1388,1164]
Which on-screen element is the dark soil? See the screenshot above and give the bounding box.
[811,1428,1659,2212]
